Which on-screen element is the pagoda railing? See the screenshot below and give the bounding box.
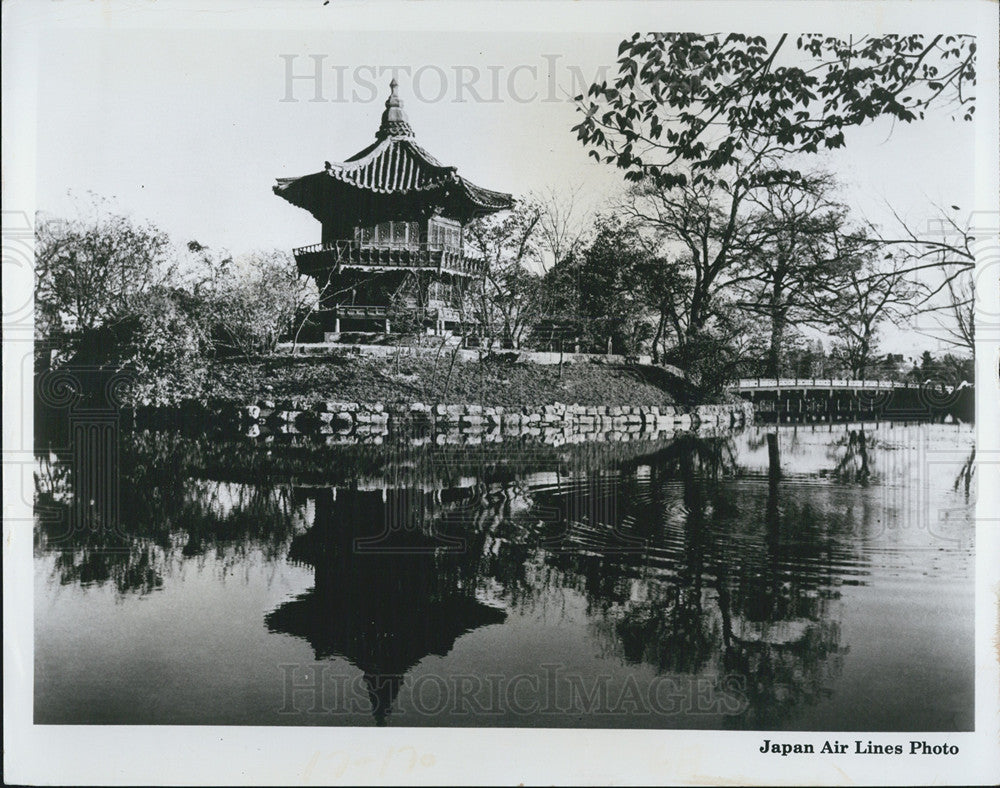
[293,239,485,276]
[309,305,466,323]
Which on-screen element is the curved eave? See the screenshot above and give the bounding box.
[275,171,513,221]
[273,172,336,222]
[274,133,514,221]
[455,178,514,217]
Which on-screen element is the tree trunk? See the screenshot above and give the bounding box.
[854,334,871,378]
[766,287,786,378]
[651,306,667,364]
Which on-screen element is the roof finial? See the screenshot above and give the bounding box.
[376,78,414,140]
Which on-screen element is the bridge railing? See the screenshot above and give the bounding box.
[732,377,924,391]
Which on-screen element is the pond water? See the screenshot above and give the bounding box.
[34,420,975,729]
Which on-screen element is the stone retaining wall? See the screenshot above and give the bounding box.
[211,399,754,444]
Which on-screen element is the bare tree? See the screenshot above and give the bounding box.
[532,183,593,270]
[939,272,975,358]
[868,204,975,357]
[821,251,917,378]
[622,178,750,346]
[465,199,543,350]
[870,203,973,300]
[729,173,857,376]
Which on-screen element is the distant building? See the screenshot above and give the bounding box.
[880,352,906,378]
[274,79,513,337]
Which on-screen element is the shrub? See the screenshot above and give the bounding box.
[202,250,317,358]
[123,290,210,405]
[65,288,211,407]
[664,333,741,401]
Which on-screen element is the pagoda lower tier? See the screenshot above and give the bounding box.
[297,239,483,337]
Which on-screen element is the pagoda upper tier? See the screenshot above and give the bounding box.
[273,79,513,231]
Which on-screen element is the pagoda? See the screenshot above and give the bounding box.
[274,79,513,337]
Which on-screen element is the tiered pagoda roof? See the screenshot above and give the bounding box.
[274,79,513,222]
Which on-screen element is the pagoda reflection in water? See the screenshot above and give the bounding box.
[265,486,507,725]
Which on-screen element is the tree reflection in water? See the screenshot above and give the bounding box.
[534,431,850,728]
[34,431,304,595]
[954,447,975,500]
[828,427,876,485]
[35,424,880,727]
[713,431,847,728]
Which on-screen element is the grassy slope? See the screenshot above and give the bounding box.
[203,354,691,407]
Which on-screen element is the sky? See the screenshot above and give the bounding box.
[26,21,979,357]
